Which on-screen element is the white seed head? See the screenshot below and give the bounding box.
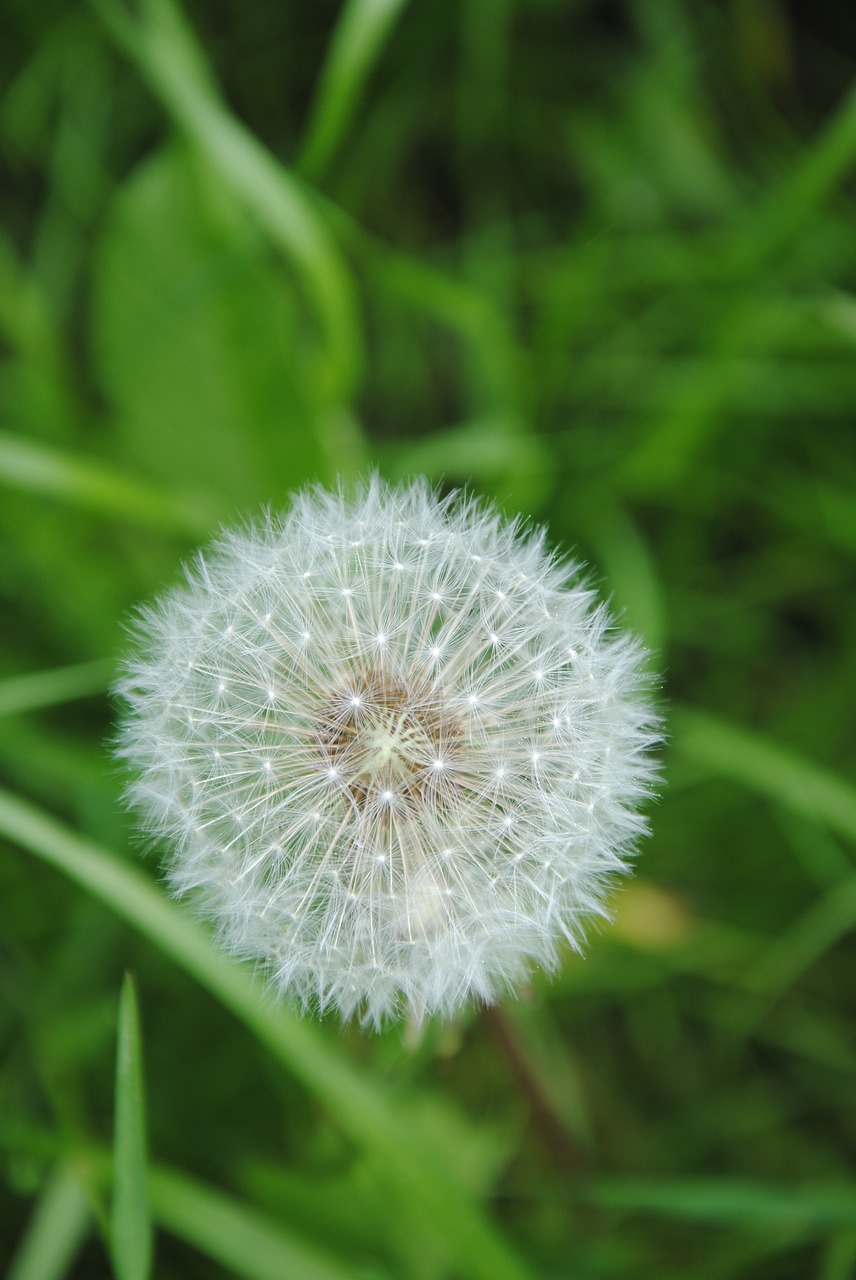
[116,477,660,1026]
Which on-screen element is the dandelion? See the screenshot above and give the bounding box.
[116,477,660,1026]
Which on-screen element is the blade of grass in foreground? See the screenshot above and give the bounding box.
[112,975,152,1280]
[5,1163,90,1280]
[0,662,112,718]
[671,706,856,846]
[299,0,411,180]
[149,1166,364,1280]
[0,787,532,1280]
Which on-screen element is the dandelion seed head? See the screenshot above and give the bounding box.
[115,476,660,1026]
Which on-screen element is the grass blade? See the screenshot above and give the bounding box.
[671,706,856,846]
[149,1166,364,1280]
[0,662,111,718]
[299,0,410,180]
[0,787,533,1280]
[5,1163,90,1280]
[583,506,666,653]
[111,975,152,1280]
[323,202,519,412]
[381,417,550,487]
[0,431,211,535]
[579,1176,856,1231]
[0,786,388,1140]
[735,77,856,271]
[743,875,856,998]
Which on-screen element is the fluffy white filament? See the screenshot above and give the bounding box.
[116,477,660,1025]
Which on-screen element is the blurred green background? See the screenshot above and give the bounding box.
[2,0,856,1277]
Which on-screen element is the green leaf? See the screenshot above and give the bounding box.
[0,787,532,1280]
[92,147,336,511]
[94,0,362,410]
[299,0,411,180]
[111,974,153,1280]
[6,1164,90,1280]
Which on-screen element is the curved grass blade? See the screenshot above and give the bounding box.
[578,1176,856,1232]
[0,787,533,1280]
[671,706,856,846]
[149,1166,365,1280]
[0,662,111,719]
[734,77,856,272]
[299,0,410,180]
[617,80,856,498]
[742,875,856,999]
[111,975,152,1280]
[322,201,519,413]
[584,506,666,654]
[380,417,550,488]
[5,1163,90,1280]
[0,431,211,536]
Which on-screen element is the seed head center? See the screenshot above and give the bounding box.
[317,671,458,810]
[364,709,424,777]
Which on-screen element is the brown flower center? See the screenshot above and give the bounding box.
[316,670,461,814]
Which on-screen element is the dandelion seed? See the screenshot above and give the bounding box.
[115,476,660,1026]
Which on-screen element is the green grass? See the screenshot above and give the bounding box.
[2,1,855,1277]
[111,976,151,1280]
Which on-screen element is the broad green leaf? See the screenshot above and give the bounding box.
[92,147,335,511]
[0,787,532,1280]
[111,975,152,1280]
[6,1164,90,1280]
[94,0,362,411]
